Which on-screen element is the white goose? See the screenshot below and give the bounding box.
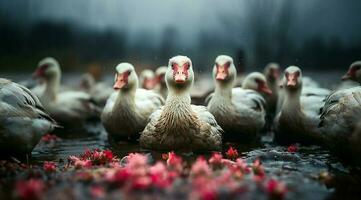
[33,57,99,129]
[0,78,57,156]
[341,61,361,84]
[206,55,270,142]
[274,66,325,145]
[79,73,113,107]
[154,66,168,98]
[101,63,164,141]
[139,69,156,90]
[140,56,222,151]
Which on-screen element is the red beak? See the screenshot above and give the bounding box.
[341,68,354,81]
[175,73,186,83]
[113,73,128,89]
[259,83,272,95]
[286,73,298,87]
[216,72,227,80]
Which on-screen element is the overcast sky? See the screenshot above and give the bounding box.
[1,0,361,47]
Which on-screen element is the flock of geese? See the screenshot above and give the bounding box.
[1,55,361,163]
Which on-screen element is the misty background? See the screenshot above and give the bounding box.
[1,0,361,74]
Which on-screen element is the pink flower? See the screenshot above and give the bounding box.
[166,152,183,174]
[43,161,56,172]
[266,179,287,200]
[90,185,105,199]
[105,168,131,185]
[225,147,239,160]
[74,160,92,169]
[190,157,211,178]
[15,179,44,200]
[252,159,265,182]
[103,150,114,160]
[287,144,298,153]
[68,149,118,168]
[126,153,148,169]
[191,177,217,200]
[149,162,172,188]
[235,158,251,174]
[41,134,61,143]
[208,152,223,168]
[131,176,152,190]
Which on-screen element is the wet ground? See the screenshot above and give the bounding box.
[25,123,361,200]
[1,71,361,199]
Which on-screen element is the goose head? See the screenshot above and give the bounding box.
[342,61,361,83]
[113,63,138,91]
[33,57,61,80]
[155,66,168,86]
[213,55,237,86]
[166,56,194,92]
[79,73,96,90]
[264,62,280,82]
[242,72,272,95]
[282,66,302,92]
[140,69,156,90]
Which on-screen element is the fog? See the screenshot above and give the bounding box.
[1,0,360,72]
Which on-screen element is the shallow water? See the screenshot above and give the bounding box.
[2,71,361,199]
[28,122,361,200]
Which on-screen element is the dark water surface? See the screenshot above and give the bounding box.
[2,71,361,199]
[29,122,361,200]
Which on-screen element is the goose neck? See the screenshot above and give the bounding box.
[214,82,233,101]
[44,72,61,101]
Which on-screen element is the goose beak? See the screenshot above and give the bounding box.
[175,73,186,83]
[216,72,227,80]
[143,78,155,89]
[259,84,272,95]
[271,69,280,79]
[286,73,298,87]
[342,72,351,81]
[157,74,165,83]
[286,80,297,87]
[32,68,44,79]
[113,73,128,89]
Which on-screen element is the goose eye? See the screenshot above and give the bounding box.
[295,71,300,77]
[224,61,231,68]
[172,63,177,70]
[355,66,361,70]
[127,70,132,75]
[40,64,49,70]
[184,62,190,70]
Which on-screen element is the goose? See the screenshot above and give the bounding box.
[206,55,270,142]
[79,73,113,107]
[263,62,281,117]
[341,61,361,84]
[0,78,57,156]
[101,63,164,141]
[139,69,156,90]
[274,66,325,145]
[276,76,330,115]
[32,57,100,129]
[154,66,168,98]
[319,85,361,162]
[140,56,222,151]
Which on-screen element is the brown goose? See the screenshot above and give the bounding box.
[140,56,222,151]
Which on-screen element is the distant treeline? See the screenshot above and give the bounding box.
[0,19,360,72]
